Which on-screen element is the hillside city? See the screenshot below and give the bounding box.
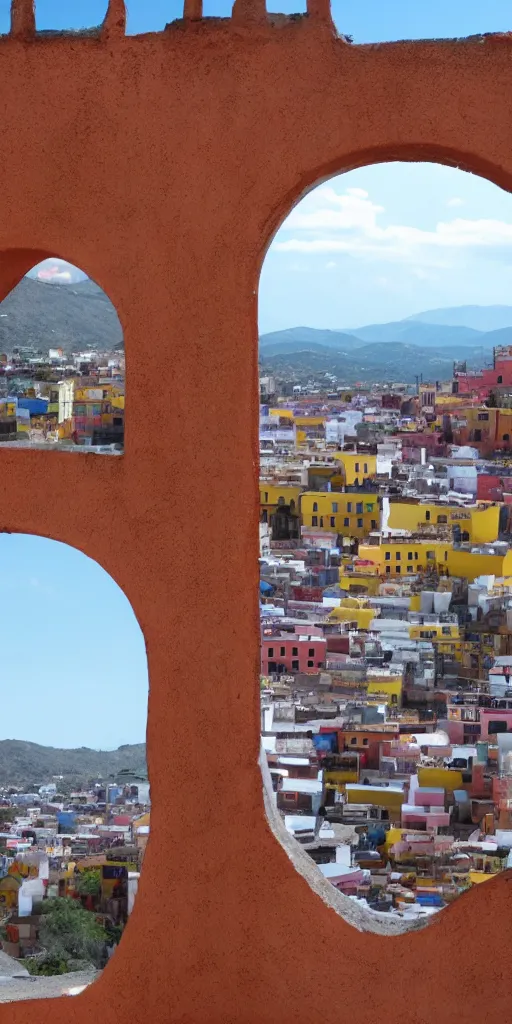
[3,274,512,991]
[260,336,512,922]
[0,271,124,452]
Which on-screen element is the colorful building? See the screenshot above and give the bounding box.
[300,491,379,538]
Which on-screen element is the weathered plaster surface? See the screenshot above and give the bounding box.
[1,1,512,1020]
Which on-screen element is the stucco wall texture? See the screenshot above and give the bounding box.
[2,1,512,1020]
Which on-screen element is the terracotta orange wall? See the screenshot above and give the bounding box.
[2,1,512,1021]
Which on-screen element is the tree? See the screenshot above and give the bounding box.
[38,898,108,969]
[75,870,101,897]
[487,390,498,408]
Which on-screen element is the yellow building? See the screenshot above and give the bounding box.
[293,416,326,446]
[366,678,403,705]
[388,501,500,544]
[328,598,375,629]
[338,572,382,596]
[259,483,302,529]
[300,491,379,538]
[357,539,449,576]
[346,783,405,816]
[417,766,463,792]
[356,537,512,582]
[332,452,377,485]
[446,546,512,581]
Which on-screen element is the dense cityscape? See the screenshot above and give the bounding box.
[260,342,512,922]
[2,275,512,986]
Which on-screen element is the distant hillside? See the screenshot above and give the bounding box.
[260,340,491,384]
[406,305,512,332]
[260,326,360,353]
[258,306,512,383]
[0,740,146,788]
[0,277,123,355]
[345,321,482,347]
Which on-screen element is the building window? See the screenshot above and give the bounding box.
[355,462,360,472]
[268,647,274,657]
[350,737,357,745]
[498,375,503,384]
[426,510,431,521]
[442,627,451,636]
[268,662,277,673]
[344,517,350,527]
[407,565,413,573]
[395,552,401,560]
[313,502,318,512]
[385,552,391,560]
[330,516,336,528]
[371,520,377,529]
[414,552,419,560]
[364,463,368,473]
[332,502,338,513]
[292,660,299,671]
[478,412,489,421]
[445,550,448,561]
[264,491,268,503]
[385,566,391,574]
[312,516,318,526]
[504,434,510,442]
[408,552,413,560]
[356,502,363,514]
[280,647,286,657]
[319,517,324,527]
[347,502,352,513]
[396,566,401,573]
[292,647,298,656]
[362,738,369,746]
[437,514,447,524]
[307,660,314,668]
[309,648,315,657]
[357,518,363,527]
[427,550,435,560]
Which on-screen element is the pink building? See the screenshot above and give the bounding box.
[413,788,444,807]
[261,635,327,675]
[401,804,451,829]
[480,709,512,740]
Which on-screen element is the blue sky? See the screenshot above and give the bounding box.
[0,536,148,749]
[261,163,512,331]
[2,0,512,750]
[11,0,511,37]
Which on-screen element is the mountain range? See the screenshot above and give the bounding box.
[0,740,146,788]
[0,276,123,355]
[259,306,512,383]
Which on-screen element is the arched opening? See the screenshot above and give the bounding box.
[0,257,124,453]
[258,160,512,934]
[0,534,148,1000]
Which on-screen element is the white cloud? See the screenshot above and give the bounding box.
[346,187,368,199]
[447,197,464,208]
[273,184,512,264]
[325,261,337,269]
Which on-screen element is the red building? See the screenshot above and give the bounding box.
[261,634,326,675]
[454,345,512,399]
[477,471,512,502]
